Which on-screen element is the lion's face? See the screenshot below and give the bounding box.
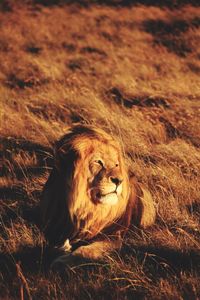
[87,143,124,205]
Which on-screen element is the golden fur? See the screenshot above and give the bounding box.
[40,125,155,266]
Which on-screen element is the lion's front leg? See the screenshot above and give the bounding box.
[50,239,73,270]
[72,239,122,260]
[51,239,121,270]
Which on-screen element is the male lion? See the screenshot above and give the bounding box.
[40,125,155,266]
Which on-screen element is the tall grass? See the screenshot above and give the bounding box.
[0,1,200,299]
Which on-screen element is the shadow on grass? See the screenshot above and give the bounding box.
[0,136,53,180]
[107,87,171,109]
[0,136,53,226]
[1,242,199,287]
[0,199,41,228]
[1,0,200,11]
[0,244,97,283]
[121,244,200,276]
[0,246,53,280]
[186,201,200,217]
[143,17,200,57]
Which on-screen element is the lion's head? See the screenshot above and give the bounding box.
[41,125,155,249]
[58,126,128,207]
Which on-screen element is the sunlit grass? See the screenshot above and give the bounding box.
[0,1,200,299]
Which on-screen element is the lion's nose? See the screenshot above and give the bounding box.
[110,177,123,186]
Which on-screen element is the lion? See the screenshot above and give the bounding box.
[40,125,155,267]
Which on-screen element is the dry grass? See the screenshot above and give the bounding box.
[0,0,200,299]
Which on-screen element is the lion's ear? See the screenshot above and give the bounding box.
[129,177,156,228]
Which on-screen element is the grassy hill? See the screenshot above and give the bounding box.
[0,1,200,299]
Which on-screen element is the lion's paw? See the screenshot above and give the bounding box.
[50,253,72,271]
[50,253,85,271]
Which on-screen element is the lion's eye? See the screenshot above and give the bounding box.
[95,160,104,167]
[115,163,119,167]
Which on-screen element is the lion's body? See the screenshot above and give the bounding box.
[40,125,155,265]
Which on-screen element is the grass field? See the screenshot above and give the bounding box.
[0,0,200,299]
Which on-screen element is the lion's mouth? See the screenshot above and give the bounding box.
[96,191,116,198]
[95,191,119,205]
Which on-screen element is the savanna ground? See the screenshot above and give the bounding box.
[0,0,200,299]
